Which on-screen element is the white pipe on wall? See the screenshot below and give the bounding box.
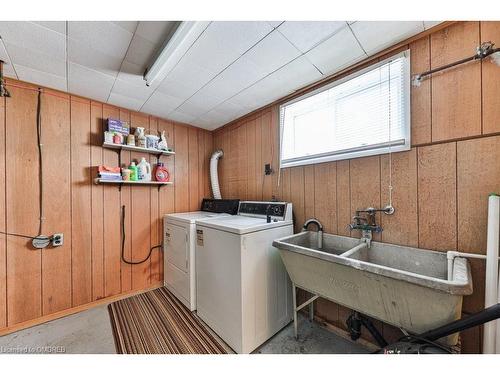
[210,150,224,199]
[484,194,500,354]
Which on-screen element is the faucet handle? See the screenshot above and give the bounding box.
[347,224,355,232]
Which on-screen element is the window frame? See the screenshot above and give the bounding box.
[279,50,411,169]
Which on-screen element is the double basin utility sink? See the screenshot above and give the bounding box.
[273,231,473,345]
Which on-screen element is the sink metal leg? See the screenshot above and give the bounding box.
[292,283,298,339]
[292,283,319,339]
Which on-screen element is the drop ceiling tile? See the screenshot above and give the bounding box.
[231,56,322,110]
[268,21,284,28]
[278,21,347,53]
[5,41,66,77]
[202,109,235,125]
[167,110,197,124]
[424,21,443,30]
[108,92,143,111]
[2,63,16,78]
[350,21,424,55]
[0,39,17,78]
[135,21,179,45]
[15,64,67,92]
[208,21,274,53]
[243,30,302,76]
[306,26,366,75]
[213,100,248,118]
[68,21,133,59]
[31,21,66,35]
[262,55,322,94]
[141,90,184,117]
[185,83,228,109]
[194,58,266,103]
[123,35,157,68]
[112,21,138,33]
[191,117,219,130]
[111,78,157,102]
[68,38,123,77]
[156,74,207,102]
[68,62,115,102]
[162,59,217,93]
[158,59,216,99]
[116,60,146,87]
[0,21,66,60]
[167,58,218,85]
[175,100,213,118]
[182,21,273,72]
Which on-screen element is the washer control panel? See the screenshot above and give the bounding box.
[238,201,289,220]
[200,199,239,214]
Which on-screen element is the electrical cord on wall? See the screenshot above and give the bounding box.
[36,88,44,236]
[0,88,48,248]
[120,205,162,265]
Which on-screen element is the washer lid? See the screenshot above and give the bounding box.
[165,211,231,225]
[196,215,292,235]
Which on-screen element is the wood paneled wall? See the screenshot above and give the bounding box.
[213,21,500,353]
[0,78,212,332]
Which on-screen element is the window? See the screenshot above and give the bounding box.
[279,50,411,168]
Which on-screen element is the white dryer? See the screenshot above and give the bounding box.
[163,199,239,311]
[195,201,293,353]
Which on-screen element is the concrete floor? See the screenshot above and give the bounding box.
[256,315,369,354]
[0,305,116,354]
[0,304,368,354]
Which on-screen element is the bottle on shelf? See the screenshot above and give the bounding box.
[137,157,152,181]
[129,161,138,181]
[154,162,170,182]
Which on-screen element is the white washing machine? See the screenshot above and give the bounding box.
[195,201,293,353]
[163,199,239,311]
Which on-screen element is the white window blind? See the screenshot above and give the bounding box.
[279,50,410,168]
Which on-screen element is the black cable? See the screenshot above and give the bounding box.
[0,231,52,241]
[120,205,162,265]
[36,88,44,236]
[0,88,46,245]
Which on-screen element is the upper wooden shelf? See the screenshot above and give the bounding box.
[102,142,175,156]
[94,178,173,187]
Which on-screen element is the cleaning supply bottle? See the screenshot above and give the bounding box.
[154,162,170,182]
[137,157,151,181]
[129,161,138,181]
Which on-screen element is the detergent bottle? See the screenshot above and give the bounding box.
[137,157,151,181]
[129,161,138,181]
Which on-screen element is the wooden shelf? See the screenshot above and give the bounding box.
[102,142,175,156]
[94,178,173,187]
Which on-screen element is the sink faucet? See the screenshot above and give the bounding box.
[348,206,394,247]
[302,218,324,249]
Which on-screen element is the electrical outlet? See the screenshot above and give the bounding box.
[52,233,64,247]
[265,164,273,175]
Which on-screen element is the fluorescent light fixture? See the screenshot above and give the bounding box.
[144,21,209,87]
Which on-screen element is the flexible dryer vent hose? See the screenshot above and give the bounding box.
[210,149,223,199]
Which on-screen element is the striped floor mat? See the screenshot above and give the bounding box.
[108,287,229,354]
